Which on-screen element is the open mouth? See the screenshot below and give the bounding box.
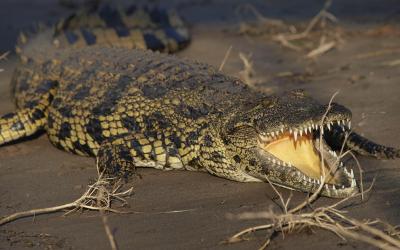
[257,118,358,197]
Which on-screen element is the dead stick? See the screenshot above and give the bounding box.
[0,202,77,226]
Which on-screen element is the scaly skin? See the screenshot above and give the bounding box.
[17,3,190,53]
[1,4,399,198]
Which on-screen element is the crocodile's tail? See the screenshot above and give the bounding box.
[325,125,400,159]
[15,3,190,58]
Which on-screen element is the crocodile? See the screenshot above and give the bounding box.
[1,4,399,199]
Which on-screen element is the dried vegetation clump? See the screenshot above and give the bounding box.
[236,0,343,59]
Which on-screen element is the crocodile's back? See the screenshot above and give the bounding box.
[12,46,253,156]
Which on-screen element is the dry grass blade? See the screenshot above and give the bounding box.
[0,172,133,226]
[226,91,400,249]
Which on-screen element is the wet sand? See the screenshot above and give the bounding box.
[0,1,400,249]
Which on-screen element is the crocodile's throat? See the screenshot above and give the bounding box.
[260,133,339,184]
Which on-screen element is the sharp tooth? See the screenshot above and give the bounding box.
[289,128,293,134]
[324,184,329,189]
[327,123,331,130]
[272,159,276,164]
[271,131,275,137]
[332,185,336,190]
[340,162,343,167]
[351,179,356,187]
[294,131,298,141]
[300,130,303,137]
[280,128,284,133]
[337,120,341,126]
[350,169,354,178]
[316,179,320,184]
[303,175,307,181]
[342,185,345,189]
[334,151,338,157]
[348,121,351,129]
[308,126,312,133]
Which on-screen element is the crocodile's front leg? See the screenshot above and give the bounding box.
[97,132,189,178]
[0,80,58,145]
[324,125,399,159]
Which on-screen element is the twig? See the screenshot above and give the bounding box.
[98,184,119,250]
[238,52,256,87]
[299,0,333,38]
[355,48,400,59]
[0,51,10,61]
[237,4,285,28]
[306,41,336,58]
[219,45,233,71]
[273,35,302,51]
[381,59,400,67]
[265,176,289,214]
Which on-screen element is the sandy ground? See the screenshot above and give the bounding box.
[0,0,400,249]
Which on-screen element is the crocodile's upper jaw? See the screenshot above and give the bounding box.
[256,119,358,198]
